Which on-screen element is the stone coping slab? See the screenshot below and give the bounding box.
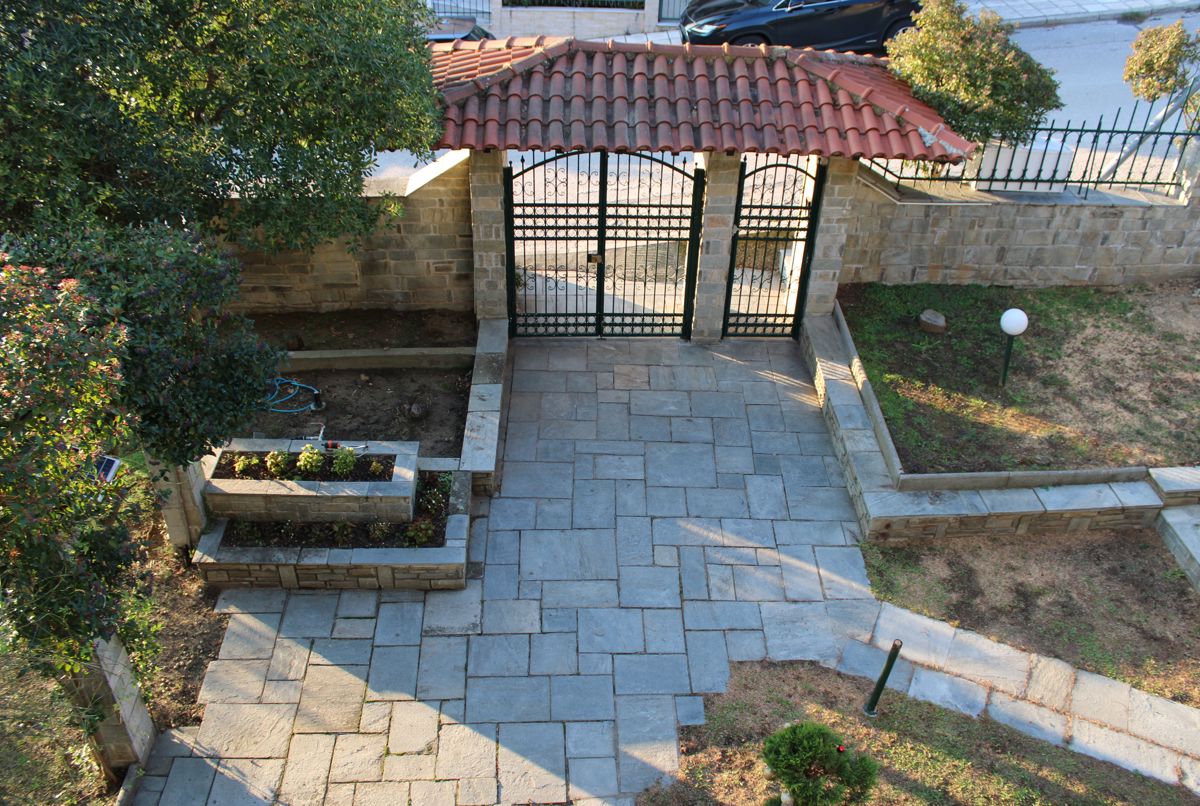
[804,312,1167,542]
[857,603,1200,792]
[1150,467,1200,506]
[1157,506,1200,591]
[460,320,510,496]
[281,346,476,372]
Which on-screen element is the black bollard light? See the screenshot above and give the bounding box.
[863,639,903,718]
[999,308,1028,387]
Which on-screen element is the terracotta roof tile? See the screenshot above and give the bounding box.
[430,37,973,162]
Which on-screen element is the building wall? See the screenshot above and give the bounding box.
[486,2,660,38]
[234,156,474,313]
[831,160,1200,287]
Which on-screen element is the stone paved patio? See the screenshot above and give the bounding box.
[136,337,1200,804]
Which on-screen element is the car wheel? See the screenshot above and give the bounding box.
[731,34,769,46]
[883,19,914,42]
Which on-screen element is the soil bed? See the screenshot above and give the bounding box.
[838,281,1200,472]
[862,528,1200,706]
[639,661,1197,806]
[222,471,453,549]
[247,368,470,456]
[213,450,394,482]
[249,309,476,351]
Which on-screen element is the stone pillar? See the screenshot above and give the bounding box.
[469,149,509,321]
[149,455,207,548]
[1178,140,1200,205]
[691,152,741,341]
[61,637,156,780]
[805,157,858,317]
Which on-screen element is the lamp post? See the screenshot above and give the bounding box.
[999,308,1028,387]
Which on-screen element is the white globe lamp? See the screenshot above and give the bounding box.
[999,308,1028,386]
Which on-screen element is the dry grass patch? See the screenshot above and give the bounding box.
[863,528,1200,706]
[639,662,1197,806]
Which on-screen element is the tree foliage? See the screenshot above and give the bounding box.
[0,258,134,671]
[5,228,279,467]
[1,0,442,251]
[886,0,1062,144]
[1123,21,1200,126]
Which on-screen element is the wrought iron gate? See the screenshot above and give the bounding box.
[504,151,706,338]
[722,155,827,338]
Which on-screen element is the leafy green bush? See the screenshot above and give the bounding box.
[887,0,1061,144]
[233,454,261,477]
[296,445,323,476]
[265,451,291,477]
[763,722,878,805]
[369,459,386,477]
[404,519,436,547]
[332,446,357,478]
[1124,20,1200,125]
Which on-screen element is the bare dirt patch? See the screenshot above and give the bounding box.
[248,368,471,456]
[639,662,1197,806]
[248,309,476,350]
[862,528,1200,706]
[839,281,1200,472]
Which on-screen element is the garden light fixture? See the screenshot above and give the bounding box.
[999,308,1028,387]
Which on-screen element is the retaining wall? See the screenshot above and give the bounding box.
[834,161,1200,288]
[235,153,474,313]
[486,2,659,38]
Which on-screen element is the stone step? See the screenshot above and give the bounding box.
[1156,505,1200,591]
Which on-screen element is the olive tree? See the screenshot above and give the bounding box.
[1124,20,1200,125]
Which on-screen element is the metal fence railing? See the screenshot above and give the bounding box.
[866,87,1200,199]
[502,0,644,7]
[430,0,492,21]
[658,0,688,21]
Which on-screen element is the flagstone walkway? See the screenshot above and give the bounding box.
[135,337,1200,805]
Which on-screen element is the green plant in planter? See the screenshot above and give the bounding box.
[332,446,356,478]
[419,471,453,515]
[296,444,323,476]
[369,459,386,477]
[405,519,436,547]
[762,722,878,805]
[233,454,261,477]
[265,450,291,477]
[367,522,393,542]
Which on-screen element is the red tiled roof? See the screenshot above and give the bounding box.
[430,37,974,162]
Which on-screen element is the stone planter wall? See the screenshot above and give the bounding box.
[194,472,470,590]
[204,440,418,523]
[461,319,510,496]
[802,313,1170,543]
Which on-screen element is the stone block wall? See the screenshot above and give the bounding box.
[470,150,509,321]
[832,160,1200,287]
[234,156,474,313]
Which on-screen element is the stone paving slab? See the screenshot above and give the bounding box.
[142,338,1200,804]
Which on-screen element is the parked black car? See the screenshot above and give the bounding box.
[680,0,917,52]
[427,17,493,42]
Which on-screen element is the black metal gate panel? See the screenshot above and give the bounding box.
[504,151,705,338]
[722,155,827,338]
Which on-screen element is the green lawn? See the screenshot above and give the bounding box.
[837,282,1200,472]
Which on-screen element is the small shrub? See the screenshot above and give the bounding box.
[331,446,356,478]
[1124,20,1200,125]
[296,444,323,476]
[233,454,261,477]
[762,722,878,805]
[369,459,386,477]
[265,450,291,477]
[419,471,453,515]
[405,519,436,546]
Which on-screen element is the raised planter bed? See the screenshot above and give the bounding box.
[194,472,470,590]
[801,310,1172,543]
[204,439,417,523]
